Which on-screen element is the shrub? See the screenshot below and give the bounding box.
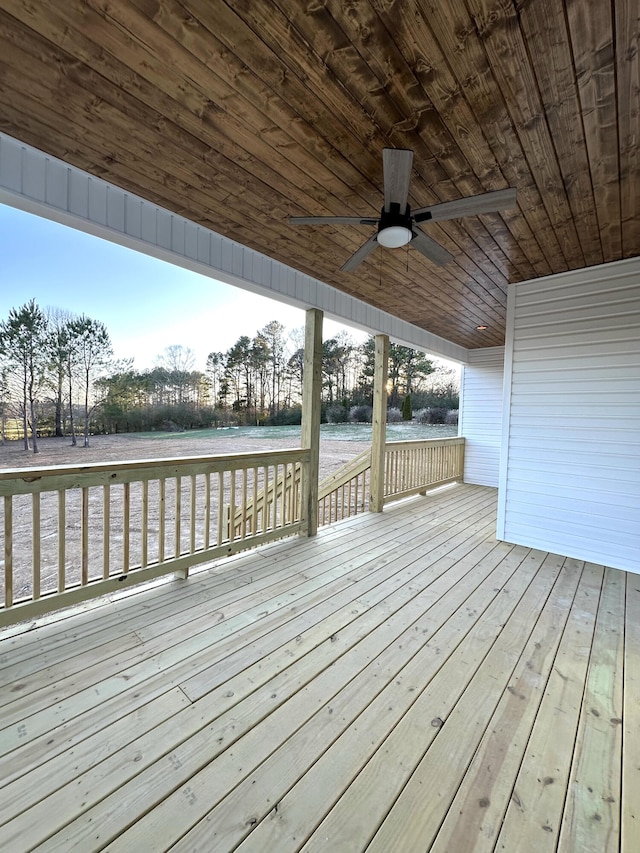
[429,407,448,424]
[349,404,373,423]
[445,409,459,426]
[161,420,184,432]
[415,406,448,424]
[326,404,350,424]
[265,406,302,426]
[386,407,402,423]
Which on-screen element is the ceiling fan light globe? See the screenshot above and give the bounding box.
[377,225,412,248]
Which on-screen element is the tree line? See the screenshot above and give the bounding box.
[0,301,459,453]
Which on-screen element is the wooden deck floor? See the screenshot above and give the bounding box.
[0,484,637,852]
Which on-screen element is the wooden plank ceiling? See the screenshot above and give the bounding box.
[0,0,637,349]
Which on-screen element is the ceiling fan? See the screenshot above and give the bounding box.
[289,148,517,272]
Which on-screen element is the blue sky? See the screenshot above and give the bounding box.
[0,203,361,370]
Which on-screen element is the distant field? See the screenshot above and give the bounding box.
[129,422,458,443]
[0,422,457,471]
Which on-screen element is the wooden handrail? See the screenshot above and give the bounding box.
[384,437,464,503]
[0,449,308,494]
[317,437,465,526]
[0,448,310,627]
[318,448,372,500]
[317,448,372,526]
[0,439,465,626]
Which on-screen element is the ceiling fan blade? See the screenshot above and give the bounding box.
[413,188,517,223]
[289,215,379,226]
[382,148,413,213]
[340,234,379,272]
[411,229,453,266]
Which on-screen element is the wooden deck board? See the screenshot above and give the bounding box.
[622,574,640,853]
[0,482,490,674]
[557,566,625,853]
[0,484,635,852]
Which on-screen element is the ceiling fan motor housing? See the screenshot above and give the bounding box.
[377,202,430,248]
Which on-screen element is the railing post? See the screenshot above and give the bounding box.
[301,308,323,536]
[369,333,389,513]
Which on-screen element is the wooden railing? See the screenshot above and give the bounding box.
[318,437,465,526]
[226,462,303,539]
[384,437,465,503]
[0,448,309,627]
[0,438,464,626]
[318,448,371,526]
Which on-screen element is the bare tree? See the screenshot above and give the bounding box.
[154,345,196,405]
[67,315,113,447]
[0,364,10,444]
[45,307,75,438]
[0,299,48,452]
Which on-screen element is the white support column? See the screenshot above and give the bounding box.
[301,308,323,536]
[369,334,389,513]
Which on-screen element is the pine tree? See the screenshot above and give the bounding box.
[402,394,412,421]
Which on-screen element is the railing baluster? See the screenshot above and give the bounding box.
[81,487,89,585]
[141,481,148,568]
[158,479,166,563]
[391,451,397,495]
[283,464,289,525]
[240,468,248,539]
[103,485,110,579]
[262,466,268,532]
[32,494,41,600]
[123,482,130,574]
[204,472,211,549]
[217,471,224,544]
[190,475,197,553]
[287,464,293,524]
[229,470,236,542]
[272,464,279,530]
[174,476,181,558]
[58,490,66,592]
[4,495,12,609]
[292,465,298,522]
[251,467,258,534]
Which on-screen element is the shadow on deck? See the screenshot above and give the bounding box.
[0,483,637,852]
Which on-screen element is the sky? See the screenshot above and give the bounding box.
[0,203,366,371]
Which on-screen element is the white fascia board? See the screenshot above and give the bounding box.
[0,132,469,364]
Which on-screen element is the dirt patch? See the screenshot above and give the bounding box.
[0,432,369,480]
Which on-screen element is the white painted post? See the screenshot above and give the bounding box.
[370,334,389,513]
[301,308,323,536]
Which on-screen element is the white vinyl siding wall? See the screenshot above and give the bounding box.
[498,258,640,574]
[459,348,504,487]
